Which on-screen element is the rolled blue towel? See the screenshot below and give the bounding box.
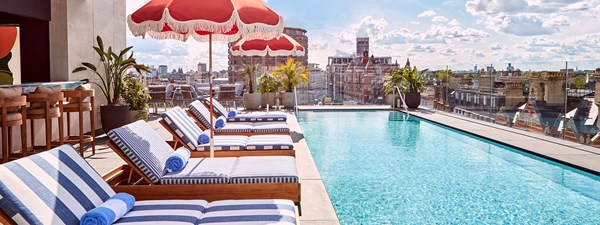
[227,110,237,118]
[197,130,211,144]
[215,116,227,129]
[80,193,135,225]
[165,147,191,173]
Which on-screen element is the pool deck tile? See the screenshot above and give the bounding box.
[409,108,600,175]
[82,111,340,225]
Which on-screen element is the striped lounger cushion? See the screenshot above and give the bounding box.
[250,122,291,133]
[246,135,294,150]
[192,100,290,133]
[161,158,236,185]
[196,135,248,151]
[200,98,288,122]
[201,200,296,224]
[231,156,299,184]
[0,145,206,225]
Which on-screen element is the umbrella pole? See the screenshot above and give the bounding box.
[209,34,215,158]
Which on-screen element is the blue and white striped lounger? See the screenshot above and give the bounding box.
[200,98,287,122]
[108,120,298,185]
[0,144,297,224]
[189,100,290,134]
[161,107,294,152]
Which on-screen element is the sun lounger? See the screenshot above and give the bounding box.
[106,120,300,204]
[200,97,288,122]
[160,107,295,157]
[189,100,290,135]
[0,144,297,224]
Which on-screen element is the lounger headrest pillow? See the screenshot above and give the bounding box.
[215,116,227,129]
[227,110,237,118]
[80,193,135,225]
[197,130,211,144]
[165,147,191,173]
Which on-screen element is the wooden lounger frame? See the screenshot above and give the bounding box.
[159,119,295,157]
[185,109,291,136]
[106,140,301,207]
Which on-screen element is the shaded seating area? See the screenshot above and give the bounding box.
[0,144,298,224]
[200,97,288,122]
[146,85,170,113]
[189,100,290,135]
[160,106,294,157]
[105,120,301,204]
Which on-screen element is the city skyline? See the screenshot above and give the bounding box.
[126,0,600,72]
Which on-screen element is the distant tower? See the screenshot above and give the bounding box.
[506,63,514,72]
[474,64,478,73]
[405,58,411,68]
[356,37,369,57]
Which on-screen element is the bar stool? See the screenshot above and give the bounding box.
[26,86,64,152]
[62,86,95,156]
[0,87,27,163]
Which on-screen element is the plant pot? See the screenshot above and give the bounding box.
[100,105,132,133]
[129,109,149,122]
[243,93,261,110]
[282,92,295,108]
[261,92,276,108]
[385,95,397,106]
[405,92,421,109]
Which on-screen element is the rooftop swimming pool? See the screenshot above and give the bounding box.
[298,111,600,224]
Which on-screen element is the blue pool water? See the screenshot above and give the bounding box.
[298,111,600,224]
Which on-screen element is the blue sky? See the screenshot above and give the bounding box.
[127,0,600,72]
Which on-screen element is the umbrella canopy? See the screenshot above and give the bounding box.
[128,0,284,42]
[128,0,284,158]
[230,34,305,57]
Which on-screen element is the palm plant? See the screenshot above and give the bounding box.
[271,58,310,92]
[257,73,281,93]
[242,64,260,93]
[72,35,149,105]
[384,65,428,95]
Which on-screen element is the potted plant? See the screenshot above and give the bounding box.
[272,58,310,108]
[384,64,428,109]
[122,74,150,121]
[72,35,149,132]
[241,64,261,110]
[257,72,281,108]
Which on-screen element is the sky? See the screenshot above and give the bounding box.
[126,0,600,72]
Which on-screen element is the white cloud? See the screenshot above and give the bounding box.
[310,39,328,50]
[337,16,388,44]
[490,44,502,51]
[410,21,420,25]
[432,16,449,23]
[448,19,461,27]
[418,10,437,18]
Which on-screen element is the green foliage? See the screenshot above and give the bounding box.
[272,58,310,92]
[574,75,587,89]
[242,64,260,94]
[384,65,429,95]
[257,73,281,93]
[433,69,451,84]
[72,35,150,105]
[122,74,150,111]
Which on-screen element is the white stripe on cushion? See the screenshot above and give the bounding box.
[160,158,236,185]
[201,98,228,118]
[202,200,296,224]
[189,100,214,129]
[115,200,207,225]
[231,157,298,184]
[162,107,203,149]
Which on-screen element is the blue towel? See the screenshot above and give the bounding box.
[165,148,191,173]
[215,116,227,129]
[80,193,135,225]
[197,130,211,144]
[227,110,238,118]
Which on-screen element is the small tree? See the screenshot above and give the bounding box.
[574,75,587,89]
[241,64,260,93]
[272,58,310,92]
[384,64,428,95]
[257,73,281,93]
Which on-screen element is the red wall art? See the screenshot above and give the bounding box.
[0,26,19,85]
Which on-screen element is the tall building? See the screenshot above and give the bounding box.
[228,27,308,84]
[158,65,168,75]
[197,62,207,73]
[326,37,400,103]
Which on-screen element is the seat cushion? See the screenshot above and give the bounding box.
[215,122,254,134]
[30,85,62,109]
[27,106,60,115]
[200,98,228,118]
[115,200,207,225]
[200,199,296,224]
[0,145,116,224]
[227,114,288,122]
[162,107,204,150]
[0,86,22,113]
[0,112,22,122]
[246,135,294,150]
[196,135,249,151]
[251,122,290,133]
[108,121,175,184]
[160,158,237,185]
[230,156,298,184]
[68,85,89,103]
[189,100,213,129]
[63,102,92,111]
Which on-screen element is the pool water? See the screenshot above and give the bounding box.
[298,111,600,224]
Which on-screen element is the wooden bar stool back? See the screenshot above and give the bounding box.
[26,86,64,152]
[62,86,95,156]
[0,87,27,163]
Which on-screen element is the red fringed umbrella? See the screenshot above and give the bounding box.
[230,34,305,57]
[128,0,284,157]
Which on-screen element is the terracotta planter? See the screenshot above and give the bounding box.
[260,92,276,108]
[100,105,132,133]
[282,92,295,108]
[243,93,261,110]
[405,92,421,109]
